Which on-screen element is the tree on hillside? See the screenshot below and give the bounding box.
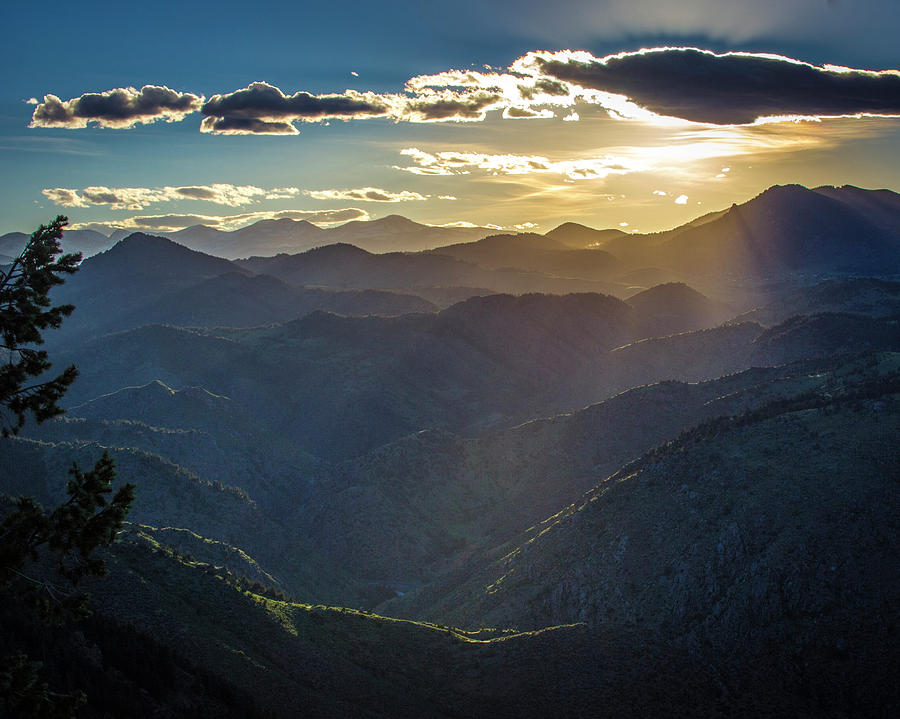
[0,217,135,717]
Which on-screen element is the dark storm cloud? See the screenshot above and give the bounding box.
[520,48,900,125]
[30,86,203,129]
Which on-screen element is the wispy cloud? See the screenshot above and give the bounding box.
[391,116,853,196]
[42,184,299,210]
[69,207,369,233]
[0,136,102,156]
[30,86,203,129]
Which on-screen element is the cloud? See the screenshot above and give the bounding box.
[426,220,502,229]
[675,194,689,204]
[397,89,506,123]
[304,187,429,202]
[30,85,203,129]
[42,183,300,210]
[200,116,300,135]
[200,81,511,132]
[69,207,370,233]
[42,188,89,208]
[265,188,301,200]
[502,106,555,119]
[393,117,851,191]
[394,147,647,180]
[514,47,900,125]
[200,81,396,134]
[31,46,899,136]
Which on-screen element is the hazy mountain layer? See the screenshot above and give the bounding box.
[237,242,621,297]
[428,232,622,281]
[49,235,437,343]
[159,215,496,258]
[50,288,759,461]
[0,227,110,258]
[598,184,900,282]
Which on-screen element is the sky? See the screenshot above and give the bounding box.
[2,0,899,237]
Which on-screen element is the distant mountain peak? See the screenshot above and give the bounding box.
[549,221,596,233]
[86,232,244,279]
[369,214,421,229]
[544,222,628,249]
[109,232,182,251]
[749,183,818,204]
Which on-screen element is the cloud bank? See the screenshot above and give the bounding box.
[29,48,900,134]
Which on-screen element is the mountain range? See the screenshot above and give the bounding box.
[2,182,899,717]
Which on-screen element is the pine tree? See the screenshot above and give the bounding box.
[0,217,135,717]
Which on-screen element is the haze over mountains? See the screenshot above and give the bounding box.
[2,182,899,717]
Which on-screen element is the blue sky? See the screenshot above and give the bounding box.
[3,0,899,236]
